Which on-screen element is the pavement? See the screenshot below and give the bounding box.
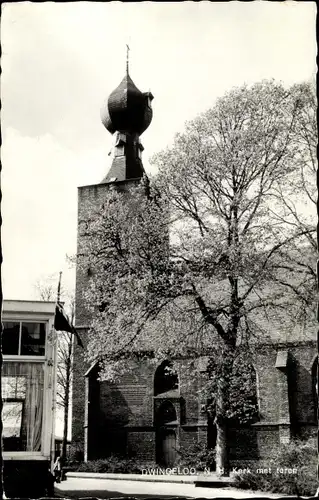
[66,471,235,486]
[54,476,290,499]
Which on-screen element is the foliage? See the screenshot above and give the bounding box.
[178,443,216,471]
[74,457,156,474]
[267,82,317,321]
[68,445,84,464]
[233,438,317,496]
[72,447,216,474]
[205,348,259,424]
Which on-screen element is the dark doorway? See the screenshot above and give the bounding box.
[156,428,176,467]
[155,400,177,467]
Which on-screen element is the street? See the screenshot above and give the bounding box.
[55,477,287,499]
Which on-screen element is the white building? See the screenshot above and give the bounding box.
[2,300,57,497]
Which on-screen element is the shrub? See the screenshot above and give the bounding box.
[74,456,157,474]
[72,445,217,475]
[233,438,317,496]
[68,446,84,463]
[178,443,216,472]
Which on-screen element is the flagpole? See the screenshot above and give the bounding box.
[57,271,62,303]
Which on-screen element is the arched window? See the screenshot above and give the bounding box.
[154,361,179,397]
[312,356,318,421]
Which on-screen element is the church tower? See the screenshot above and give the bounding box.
[100,49,153,185]
[71,58,154,458]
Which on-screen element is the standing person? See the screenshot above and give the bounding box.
[53,456,62,483]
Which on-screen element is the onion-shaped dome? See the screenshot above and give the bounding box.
[101,73,153,136]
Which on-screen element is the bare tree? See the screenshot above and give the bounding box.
[34,276,74,464]
[56,298,75,463]
[268,82,317,315]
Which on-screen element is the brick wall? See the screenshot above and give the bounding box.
[72,340,317,462]
[75,180,140,326]
[255,349,279,422]
[72,181,131,457]
[99,362,154,427]
[71,337,90,459]
[76,184,112,326]
[255,343,316,424]
[228,342,317,464]
[289,345,317,424]
[80,356,208,461]
[127,431,155,462]
[180,427,200,450]
[179,360,201,425]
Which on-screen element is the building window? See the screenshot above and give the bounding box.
[2,376,27,399]
[2,322,46,356]
[2,376,26,447]
[154,361,179,397]
[2,402,24,450]
[2,322,20,355]
[2,363,44,452]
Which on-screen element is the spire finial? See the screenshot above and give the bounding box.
[126,44,130,75]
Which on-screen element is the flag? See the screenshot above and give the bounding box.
[54,302,83,348]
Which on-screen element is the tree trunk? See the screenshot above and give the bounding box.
[215,419,228,476]
[214,197,239,476]
[61,335,72,464]
[215,380,229,476]
[214,349,234,477]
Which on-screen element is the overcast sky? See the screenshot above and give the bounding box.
[1,1,317,301]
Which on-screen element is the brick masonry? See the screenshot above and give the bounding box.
[72,340,317,464]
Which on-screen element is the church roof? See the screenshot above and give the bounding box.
[100,153,145,184]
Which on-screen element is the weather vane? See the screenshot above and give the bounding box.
[126,44,130,75]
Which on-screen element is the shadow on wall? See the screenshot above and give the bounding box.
[290,356,318,435]
[90,380,131,459]
[228,426,260,462]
